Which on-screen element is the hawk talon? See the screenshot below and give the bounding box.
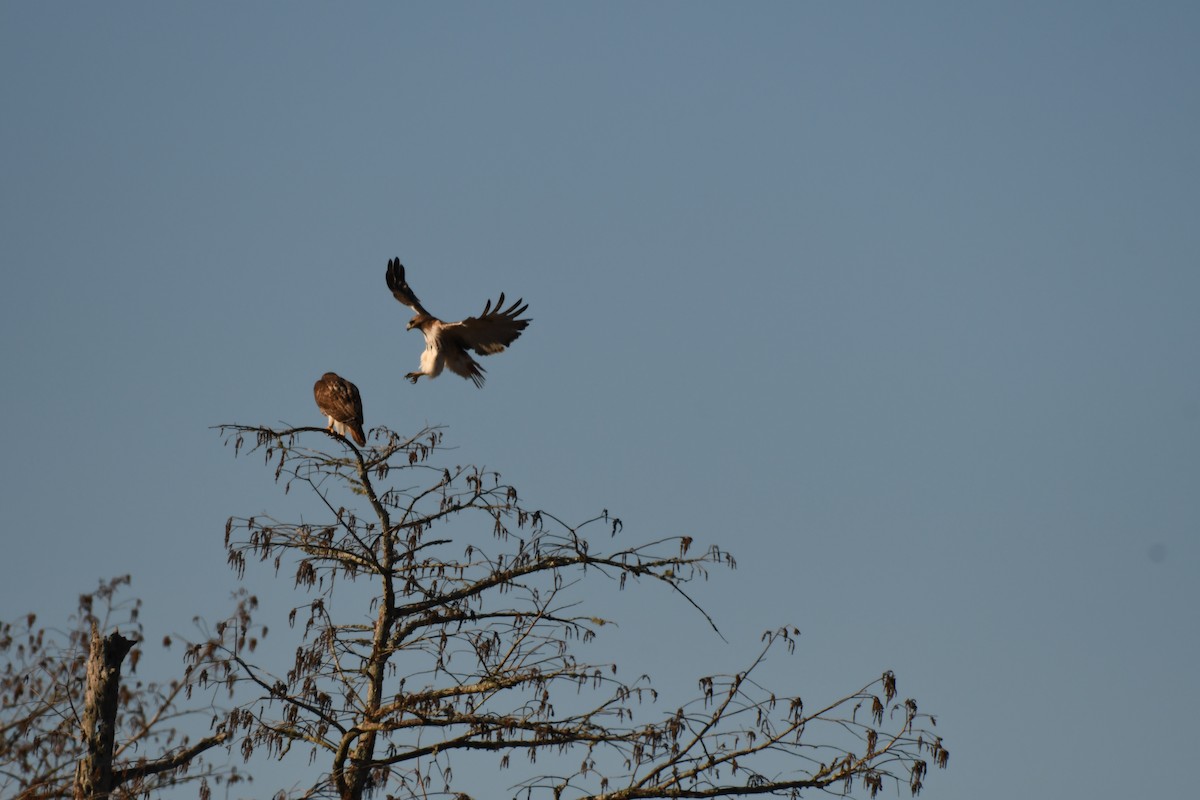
[406,373,421,384]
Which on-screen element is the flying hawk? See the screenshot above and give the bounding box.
[313,372,366,445]
[386,257,530,387]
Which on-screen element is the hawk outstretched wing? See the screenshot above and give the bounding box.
[385,258,432,318]
[442,293,530,356]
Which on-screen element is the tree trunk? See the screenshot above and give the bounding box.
[73,624,136,800]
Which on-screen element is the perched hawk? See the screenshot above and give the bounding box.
[313,372,366,445]
[386,257,530,387]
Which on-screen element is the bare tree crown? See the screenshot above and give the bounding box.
[205,423,948,800]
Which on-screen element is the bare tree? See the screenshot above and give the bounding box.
[211,424,949,800]
[0,577,242,800]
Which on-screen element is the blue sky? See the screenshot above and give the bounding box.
[2,3,1198,798]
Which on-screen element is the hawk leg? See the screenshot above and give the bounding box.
[405,372,423,384]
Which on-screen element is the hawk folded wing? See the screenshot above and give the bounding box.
[313,372,366,445]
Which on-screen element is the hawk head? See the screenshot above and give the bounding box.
[407,313,435,332]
